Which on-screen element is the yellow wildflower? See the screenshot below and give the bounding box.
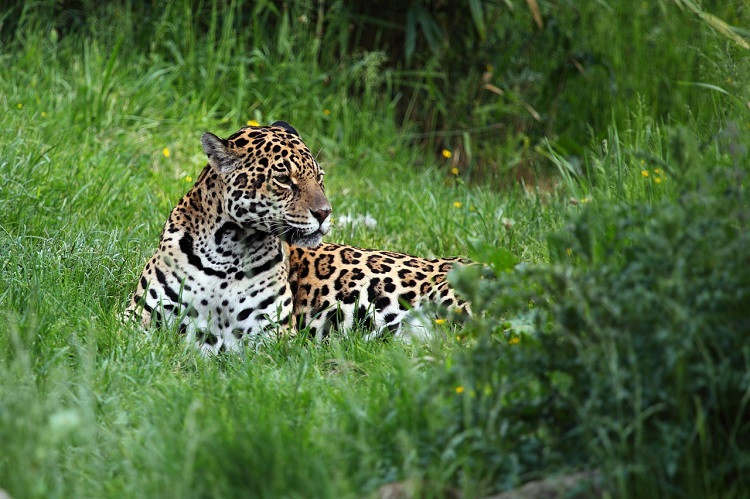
[450,167,459,175]
[566,248,572,257]
[17,103,22,109]
[323,109,331,116]
[162,148,170,158]
[654,177,662,184]
[509,337,520,345]
[247,119,260,127]
[580,197,591,204]
[653,168,662,174]
[453,201,462,208]
[455,386,465,394]
[641,170,649,177]
[442,149,452,159]
[434,318,447,325]
[185,176,193,183]
[41,111,47,117]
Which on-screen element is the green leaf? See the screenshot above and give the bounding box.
[415,6,443,55]
[468,0,487,41]
[405,7,417,63]
[467,237,517,273]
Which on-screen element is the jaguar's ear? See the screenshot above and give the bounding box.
[201,132,239,173]
[271,121,299,137]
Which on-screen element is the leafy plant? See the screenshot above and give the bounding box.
[445,123,750,495]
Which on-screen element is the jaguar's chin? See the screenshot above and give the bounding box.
[283,229,323,248]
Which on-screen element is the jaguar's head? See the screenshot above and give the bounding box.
[201,121,332,247]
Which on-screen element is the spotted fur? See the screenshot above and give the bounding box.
[126,122,469,353]
[289,243,470,340]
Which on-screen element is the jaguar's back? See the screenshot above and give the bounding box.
[290,242,470,340]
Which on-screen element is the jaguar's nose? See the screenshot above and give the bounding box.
[311,206,332,224]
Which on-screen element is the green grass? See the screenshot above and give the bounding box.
[1,1,749,497]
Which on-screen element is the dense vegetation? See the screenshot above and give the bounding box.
[1,1,748,497]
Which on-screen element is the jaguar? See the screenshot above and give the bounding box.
[126,122,471,353]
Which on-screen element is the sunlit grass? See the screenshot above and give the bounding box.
[0,10,552,498]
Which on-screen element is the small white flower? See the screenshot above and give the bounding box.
[336,212,378,229]
[362,214,378,228]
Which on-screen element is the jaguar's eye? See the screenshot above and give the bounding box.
[276,175,292,185]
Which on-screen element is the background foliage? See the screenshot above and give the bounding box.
[1,0,749,497]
